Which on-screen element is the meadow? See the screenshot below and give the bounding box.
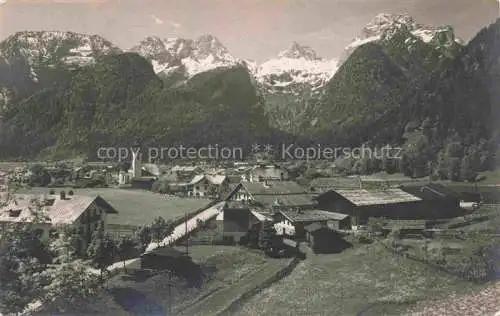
[234,242,483,316]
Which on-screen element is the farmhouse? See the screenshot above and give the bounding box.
[183,174,229,198]
[314,188,435,229]
[273,209,351,238]
[0,192,118,254]
[304,223,352,254]
[242,164,289,182]
[225,181,316,210]
[169,165,204,182]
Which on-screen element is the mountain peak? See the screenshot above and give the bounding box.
[362,13,418,38]
[343,13,463,60]
[278,42,321,60]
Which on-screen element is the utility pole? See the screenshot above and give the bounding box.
[185,212,189,256]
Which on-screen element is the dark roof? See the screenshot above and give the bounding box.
[141,247,185,259]
[253,194,316,207]
[279,209,347,223]
[225,181,316,207]
[400,183,460,200]
[243,181,307,195]
[226,175,243,183]
[304,222,325,232]
[95,195,119,214]
[309,177,362,191]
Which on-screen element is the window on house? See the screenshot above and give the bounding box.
[8,209,21,217]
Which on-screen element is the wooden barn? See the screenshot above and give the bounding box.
[314,188,439,228]
[304,223,352,254]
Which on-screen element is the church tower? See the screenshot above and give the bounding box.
[131,150,142,179]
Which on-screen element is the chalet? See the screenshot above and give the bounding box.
[243,164,289,182]
[304,223,352,254]
[273,209,351,239]
[169,165,204,182]
[0,192,118,254]
[225,181,316,210]
[220,201,271,243]
[315,188,433,229]
[183,174,229,198]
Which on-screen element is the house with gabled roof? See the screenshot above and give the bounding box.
[242,164,290,182]
[225,181,316,210]
[181,174,230,198]
[0,192,118,254]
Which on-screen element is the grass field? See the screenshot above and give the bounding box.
[235,242,482,316]
[84,246,291,316]
[16,187,211,227]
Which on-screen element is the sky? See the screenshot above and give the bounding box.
[0,0,498,62]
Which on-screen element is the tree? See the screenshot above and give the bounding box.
[86,222,116,280]
[116,236,137,273]
[447,157,461,181]
[41,230,100,313]
[28,164,51,187]
[0,195,50,314]
[150,216,175,243]
[133,225,152,252]
[258,221,276,251]
[0,240,45,314]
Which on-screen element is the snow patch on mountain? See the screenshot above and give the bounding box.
[129,34,241,78]
[254,42,338,92]
[0,31,120,67]
[344,13,463,56]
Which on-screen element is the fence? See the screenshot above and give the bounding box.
[216,256,303,316]
[377,238,497,283]
[107,224,140,237]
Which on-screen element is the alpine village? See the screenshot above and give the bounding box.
[0,12,499,316]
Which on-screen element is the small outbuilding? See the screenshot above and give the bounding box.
[304,223,351,254]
